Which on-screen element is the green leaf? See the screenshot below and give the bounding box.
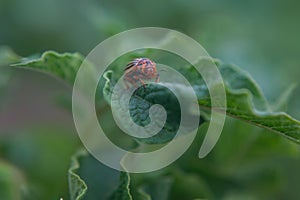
[218,63,269,111]
[109,172,132,200]
[220,88,300,143]
[103,60,300,144]
[103,71,204,144]
[68,149,133,200]
[68,149,88,200]
[12,51,84,85]
[176,118,300,199]
[11,50,300,143]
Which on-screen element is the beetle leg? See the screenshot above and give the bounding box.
[130,75,139,88]
[124,76,137,89]
[133,82,139,88]
[138,78,146,90]
[139,78,145,85]
[140,79,146,92]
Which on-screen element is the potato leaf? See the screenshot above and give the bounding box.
[11,50,300,143]
[103,61,300,144]
[68,149,88,200]
[12,51,84,85]
[68,149,132,200]
[108,172,132,200]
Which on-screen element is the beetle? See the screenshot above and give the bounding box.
[123,58,159,89]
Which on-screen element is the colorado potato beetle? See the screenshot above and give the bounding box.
[123,58,159,89]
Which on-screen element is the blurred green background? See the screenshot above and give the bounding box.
[1,0,300,199]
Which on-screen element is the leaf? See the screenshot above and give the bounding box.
[109,172,132,200]
[176,118,300,199]
[12,51,84,85]
[68,149,133,200]
[68,149,88,200]
[103,71,204,144]
[11,50,300,143]
[218,63,269,111]
[220,89,300,143]
[10,50,300,142]
[103,60,300,144]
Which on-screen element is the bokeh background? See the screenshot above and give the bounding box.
[1,0,300,199]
